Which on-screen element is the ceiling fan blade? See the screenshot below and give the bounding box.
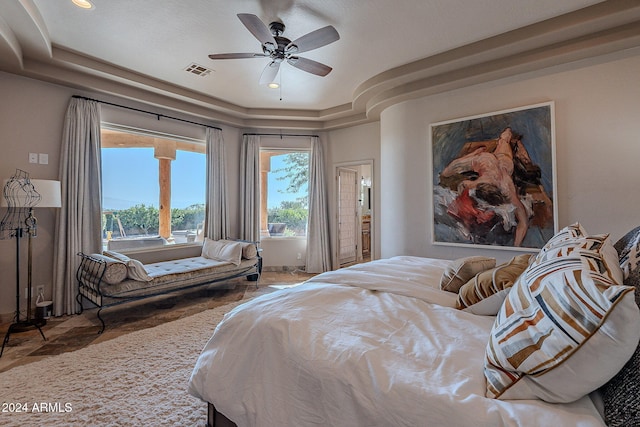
[259,61,281,85]
[287,57,332,77]
[237,13,277,50]
[208,53,268,60]
[285,26,339,54]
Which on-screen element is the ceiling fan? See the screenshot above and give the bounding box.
[208,13,340,85]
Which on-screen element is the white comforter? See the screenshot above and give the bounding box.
[189,256,605,427]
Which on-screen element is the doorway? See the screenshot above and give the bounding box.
[335,160,374,268]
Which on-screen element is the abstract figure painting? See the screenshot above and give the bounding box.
[431,102,556,250]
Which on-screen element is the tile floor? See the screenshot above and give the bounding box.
[0,270,316,373]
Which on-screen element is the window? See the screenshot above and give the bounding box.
[260,149,309,238]
[101,128,206,251]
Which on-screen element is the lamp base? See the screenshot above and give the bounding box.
[10,319,46,332]
[0,319,46,357]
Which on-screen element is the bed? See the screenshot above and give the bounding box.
[189,224,640,427]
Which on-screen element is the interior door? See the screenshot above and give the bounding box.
[337,167,358,266]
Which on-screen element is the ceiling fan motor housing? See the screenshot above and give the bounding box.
[263,22,297,60]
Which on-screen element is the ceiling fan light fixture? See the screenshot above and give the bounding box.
[71,0,94,9]
[267,82,280,89]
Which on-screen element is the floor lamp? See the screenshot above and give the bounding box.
[0,170,62,357]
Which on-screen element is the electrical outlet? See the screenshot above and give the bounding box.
[297,252,302,260]
[37,285,45,296]
[29,153,38,163]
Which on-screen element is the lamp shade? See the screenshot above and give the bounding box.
[31,179,62,208]
[1,178,61,208]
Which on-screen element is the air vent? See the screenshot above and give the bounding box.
[184,63,212,77]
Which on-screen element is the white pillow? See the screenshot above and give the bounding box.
[126,258,152,281]
[462,288,511,316]
[201,238,243,266]
[103,250,152,281]
[221,239,258,259]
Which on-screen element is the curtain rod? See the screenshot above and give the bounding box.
[72,95,222,131]
[244,133,319,138]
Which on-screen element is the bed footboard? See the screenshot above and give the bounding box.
[208,403,237,427]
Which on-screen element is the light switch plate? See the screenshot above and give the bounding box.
[29,152,38,163]
[39,153,49,164]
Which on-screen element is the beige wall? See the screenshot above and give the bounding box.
[325,122,381,266]
[1,46,638,317]
[0,72,245,319]
[0,73,71,321]
[380,50,640,263]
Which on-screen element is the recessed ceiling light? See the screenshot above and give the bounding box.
[267,82,280,89]
[72,0,94,9]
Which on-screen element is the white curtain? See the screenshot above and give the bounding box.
[52,98,103,316]
[306,136,332,273]
[239,134,260,241]
[205,127,229,240]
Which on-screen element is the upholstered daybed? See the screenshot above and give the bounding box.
[76,238,261,333]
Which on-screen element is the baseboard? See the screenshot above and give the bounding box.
[262,265,306,273]
[0,311,14,324]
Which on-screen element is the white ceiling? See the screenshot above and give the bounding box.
[1,0,639,129]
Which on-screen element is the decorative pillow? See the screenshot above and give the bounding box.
[540,233,624,286]
[88,253,127,285]
[221,239,258,260]
[103,250,152,281]
[600,226,640,426]
[543,222,588,246]
[484,231,640,402]
[126,258,152,281]
[457,254,533,315]
[103,250,130,263]
[202,238,243,266]
[439,256,496,293]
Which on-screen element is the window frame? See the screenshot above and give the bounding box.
[259,147,311,240]
[100,123,206,252]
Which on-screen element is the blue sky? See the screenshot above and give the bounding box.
[102,148,305,210]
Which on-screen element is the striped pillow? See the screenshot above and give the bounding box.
[544,222,588,244]
[439,256,496,293]
[456,254,533,315]
[539,233,624,285]
[484,231,640,402]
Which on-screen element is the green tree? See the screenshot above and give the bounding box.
[268,200,308,236]
[172,204,205,230]
[115,204,160,234]
[272,152,309,208]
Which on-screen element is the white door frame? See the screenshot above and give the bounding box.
[333,159,374,268]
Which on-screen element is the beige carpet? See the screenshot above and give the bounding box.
[0,299,248,426]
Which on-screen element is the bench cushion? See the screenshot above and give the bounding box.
[99,256,257,298]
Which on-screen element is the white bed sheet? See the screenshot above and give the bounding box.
[189,256,605,427]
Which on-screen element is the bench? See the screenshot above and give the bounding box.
[76,239,261,333]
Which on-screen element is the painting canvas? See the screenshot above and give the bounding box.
[431,102,556,250]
